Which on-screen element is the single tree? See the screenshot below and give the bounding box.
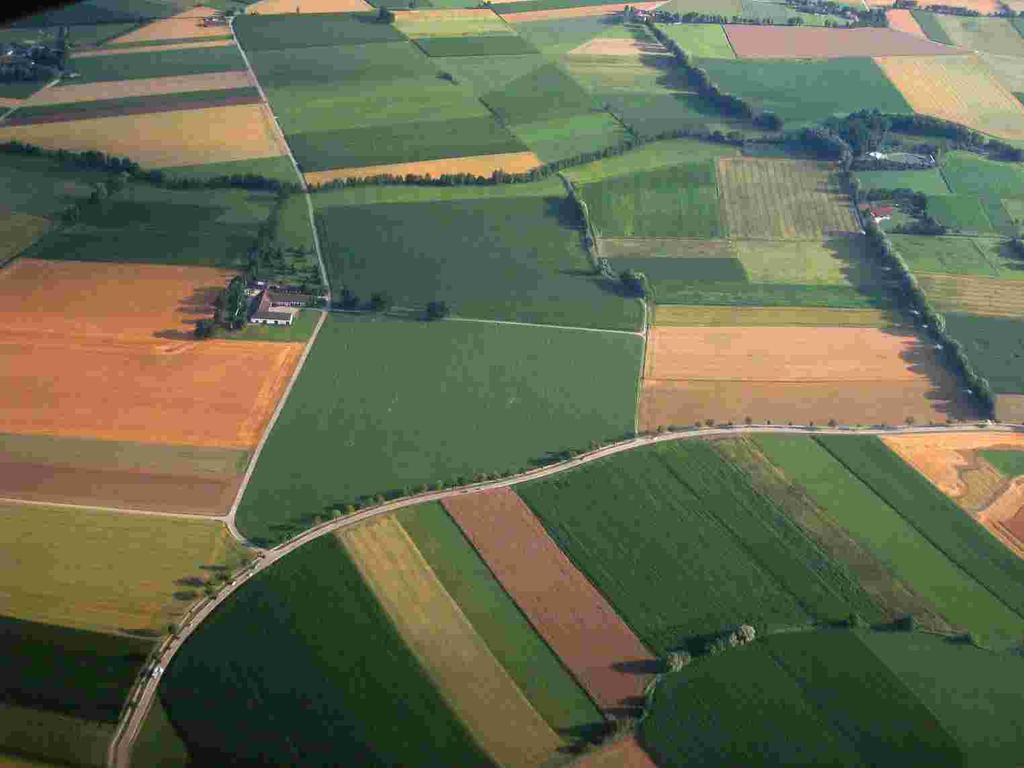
[425,300,450,321]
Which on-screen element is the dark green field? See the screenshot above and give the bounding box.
[603,91,738,138]
[942,151,1024,199]
[608,256,746,282]
[926,194,995,234]
[642,629,1022,767]
[415,34,536,57]
[288,115,525,171]
[891,235,1024,278]
[517,440,880,654]
[0,153,114,217]
[912,10,955,45]
[6,87,260,125]
[235,314,642,545]
[396,503,604,737]
[315,186,641,329]
[944,313,1024,394]
[61,44,245,83]
[234,12,404,51]
[482,62,597,123]
[981,449,1024,477]
[158,534,493,767]
[580,161,722,238]
[157,155,298,184]
[492,0,624,13]
[647,282,885,308]
[0,703,113,768]
[247,42,429,89]
[695,57,912,124]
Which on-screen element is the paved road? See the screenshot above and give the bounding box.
[110,420,1020,767]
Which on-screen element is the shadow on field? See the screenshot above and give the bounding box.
[896,336,980,421]
[613,658,663,675]
[154,284,223,340]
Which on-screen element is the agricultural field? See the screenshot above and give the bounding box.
[855,168,950,194]
[657,23,734,58]
[892,236,1024,280]
[235,315,642,545]
[926,194,996,234]
[932,15,1024,58]
[723,25,957,60]
[517,440,882,654]
[314,181,642,329]
[943,313,1024,397]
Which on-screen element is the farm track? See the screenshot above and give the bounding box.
[112,421,1022,767]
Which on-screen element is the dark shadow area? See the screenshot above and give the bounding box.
[612,658,664,675]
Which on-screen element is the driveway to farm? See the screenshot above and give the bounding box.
[111,419,1022,767]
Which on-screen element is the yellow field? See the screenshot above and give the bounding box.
[996,394,1024,421]
[0,103,287,168]
[107,6,229,45]
[917,273,1024,318]
[0,211,49,266]
[653,305,895,327]
[876,54,1024,140]
[248,0,372,12]
[0,501,249,635]
[393,8,513,37]
[717,157,859,239]
[304,151,543,185]
[339,517,562,768]
[29,71,252,106]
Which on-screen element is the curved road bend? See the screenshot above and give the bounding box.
[111,421,1019,767]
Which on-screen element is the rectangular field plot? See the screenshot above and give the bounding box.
[918,273,1024,317]
[724,25,957,59]
[482,62,599,124]
[855,168,950,195]
[234,12,404,50]
[246,0,373,12]
[658,23,734,58]
[61,44,244,83]
[0,211,48,266]
[288,115,526,172]
[0,103,288,169]
[416,34,536,56]
[247,42,428,89]
[444,488,656,713]
[697,57,912,125]
[941,150,1024,199]
[653,305,894,327]
[934,15,1024,57]
[943,313,1024,394]
[563,51,683,94]
[315,186,641,329]
[877,55,1024,140]
[394,8,514,37]
[926,194,995,234]
[517,440,881,653]
[639,325,973,428]
[235,315,642,545]
[718,157,859,240]
[157,534,493,767]
[0,701,113,768]
[892,236,1024,279]
[26,70,254,105]
[396,502,604,736]
[511,111,629,162]
[0,502,247,634]
[105,6,233,45]
[304,151,542,184]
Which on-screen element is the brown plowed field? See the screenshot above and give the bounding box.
[8,91,261,126]
[304,151,543,185]
[568,737,658,768]
[979,478,1024,558]
[0,97,22,107]
[568,37,669,57]
[248,0,372,12]
[107,6,230,45]
[444,487,656,713]
[886,9,926,39]
[30,71,253,106]
[69,39,234,58]
[0,259,303,448]
[502,1,663,21]
[724,25,956,59]
[0,103,287,168]
[639,325,973,428]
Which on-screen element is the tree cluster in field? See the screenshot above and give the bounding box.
[196,275,248,338]
[785,0,885,26]
[0,32,66,84]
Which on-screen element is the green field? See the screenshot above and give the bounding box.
[158,534,493,766]
[234,12,404,51]
[927,194,995,234]
[482,62,598,124]
[517,440,881,654]
[131,700,189,768]
[0,80,50,99]
[156,155,298,184]
[0,703,113,768]
[651,281,885,308]
[511,111,629,162]
[415,34,536,57]
[942,151,1024,199]
[512,17,623,55]
[658,23,734,58]
[235,315,642,545]
[568,137,737,183]
[7,87,259,125]
[22,182,276,267]
[0,153,118,217]
[855,168,950,195]
[603,91,738,138]
[696,57,912,124]
[943,313,1024,394]
[754,436,1024,649]
[981,449,1024,477]
[642,629,1022,767]
[395,503,604,736]
[61,44,245,83]
[316,186,640,328]
[935,15,1024,57]
[248,42,429,89]
[580,161,723,239]
[912,10,954,45]
[891,235,1024,279]
[288,115,526,171]
[429,53,547,94]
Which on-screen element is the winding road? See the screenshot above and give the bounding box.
[110,420,1020,767]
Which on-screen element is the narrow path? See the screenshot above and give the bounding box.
[634,297,649,435]
[111,420,1015,767]
[0,496,226,522]
[0,77,59,125]
[445,314,644,337]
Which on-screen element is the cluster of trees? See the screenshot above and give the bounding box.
[0,31,66,84]
[196,275,248,338]
[861,216,994,416]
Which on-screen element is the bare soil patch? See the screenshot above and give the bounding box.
[304,151,542,185]
[882,432,1024,499]
[569,737,657,768]
[0,103,287,168]
[0,97,22,107]
[28,71,253,106]
[980,479,1024,558]
[69,39,234,58]
[725,25,957,59]
[107,6,230,45]
[248,0,372,12]
[886,9,926,39]
[501,2,663,22]
[568,37,669,57]
[444,487,656,714]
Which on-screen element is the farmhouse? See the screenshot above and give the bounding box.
[249,289,298,326]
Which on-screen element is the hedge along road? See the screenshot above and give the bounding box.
[110,419,1021,767]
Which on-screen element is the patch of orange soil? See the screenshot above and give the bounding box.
[0,103,287,168]
[304,151,543,185]
[0,259,234,341]
[29,71,253,106]
[979,478,1024,558]
[568,37,669,56]
[887,8,927,38]
[0,97,23,107]
[107,6,230,45]
[248,0,372,12]
[502,1,663,21]
[882,432,1024,498]
[69,39,234,59]
[569,737,658,768]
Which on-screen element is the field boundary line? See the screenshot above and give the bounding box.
[228,16,331,304]
[0,77,60,125]
[0,496,226,521]
[111,421,1018,767]
[224,309,328,544]
[445,314,644,336]
[634,298,648,435]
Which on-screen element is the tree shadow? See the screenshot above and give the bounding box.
[154,284,223,340]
